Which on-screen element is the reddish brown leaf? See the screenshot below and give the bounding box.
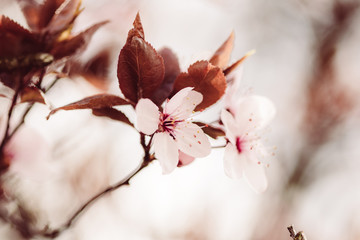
[20,85,46,104]
[47,94,130,119]
[16,0,41,31]
[193,122,225,139]
[172,61,226,111]
[92,108,133,127]
[45,0,81,34]
[151,47,180,106]
[223,50,255,76]
[51,21,108,59]
[0,15,40,58]
[126,12,144,43]
[117,37,165,103]
[38,0,65,30]
[209,31,234,69]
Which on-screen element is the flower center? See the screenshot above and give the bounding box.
[159,113,182,139]
[236,137,242,153]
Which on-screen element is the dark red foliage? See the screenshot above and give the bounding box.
[151,47,181,106]
[51,21,109,59]
[117,13,165,103]
[92,108,133,127]
[172,61,226,111]
[47,94,130,118]
[209,31,234,69]
[0,0,106,90]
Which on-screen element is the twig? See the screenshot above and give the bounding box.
[8,75,61,140]
[39,133,154,238]
[40,160,149,238]
[0,79,21,152]
[288,225,307,240]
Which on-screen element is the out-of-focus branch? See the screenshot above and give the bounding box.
[39,160,150,238]
[286,0,356,189]
[38,133,154,239]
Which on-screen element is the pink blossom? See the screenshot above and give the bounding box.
[135,87,211,174]
[221,95,276,193]
[2,126,53,180]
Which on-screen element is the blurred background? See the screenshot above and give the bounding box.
[1,0,360,239]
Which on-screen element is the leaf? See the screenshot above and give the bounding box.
[47,94,130,119]
[193,122,225,139]
[45,0,82,35]
[223,49,255,76]
[117,13,165,103]
[151,47,180,106]
[20,85,47,104]
[0,15,40,58]
[172,61,226,111]
[126,12,144,43]
[209,31,234,69]
[16,0,41,31]
[51,21,108,59]
[92,108,133,127]
[117,37,165,103]
[38,0,65,30]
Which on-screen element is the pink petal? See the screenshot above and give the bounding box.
[165,88,202,119]
[223,144,244,179]
[234,95,276,133]
[177,151,195,167]
[243,156,268,193]
[220,109,239,145]
[135,98,160,135]
[224,67,244,113]
[153,132,179,174]
[175,122,211,158]
[5,127,53,180]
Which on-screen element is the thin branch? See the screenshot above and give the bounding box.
[0,79,21,152]
[39,133,153,238]
[40,160,150,238]
[287,225,307,240]
[8,75,61,140]
[212,144,226,149]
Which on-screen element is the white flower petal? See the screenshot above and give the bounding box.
[135,99,160,135]
[243,156,268,193]
[153,132,179,174]
[224,66,244,111]
[165,88,202,119]
[223,144,244,179]
[164,87,193,114]
[220,109,239,144]
[234,95,276,132]
[175,122,211,158]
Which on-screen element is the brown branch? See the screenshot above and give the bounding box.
[39,160,149,238]
[8,75,61,140]
[38,133,153,239]
[0,76,21,153]
[288,225,307,240]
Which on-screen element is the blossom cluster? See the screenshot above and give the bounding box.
[0,1,276,238]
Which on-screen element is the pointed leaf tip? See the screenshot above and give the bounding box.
[210,31,235,69]
[223,49,256,76]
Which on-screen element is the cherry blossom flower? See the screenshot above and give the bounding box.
[221,95,276,193]
[135,87,211,174]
